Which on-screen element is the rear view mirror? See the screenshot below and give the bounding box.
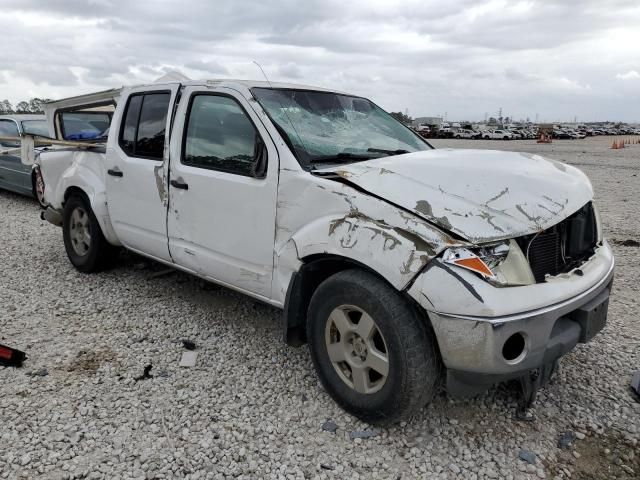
[251,135,268,179]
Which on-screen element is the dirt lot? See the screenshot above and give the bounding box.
[1,136,638,479]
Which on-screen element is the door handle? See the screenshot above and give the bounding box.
[107,168,123,177]
[170,179,188,190]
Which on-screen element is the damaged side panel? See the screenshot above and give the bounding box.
[37,148,120,245]
[272,168,464,302]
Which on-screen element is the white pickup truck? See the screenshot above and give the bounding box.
[36,79,614,422]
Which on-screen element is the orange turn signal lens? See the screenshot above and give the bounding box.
[452,256,495,278]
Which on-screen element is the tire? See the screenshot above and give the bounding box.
[306,269,441,424]
[31,170,46,209]
[62,194,115,273]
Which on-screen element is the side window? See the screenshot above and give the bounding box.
[119,92,170,159]
[183,95,262,177]
[120,95,142,155]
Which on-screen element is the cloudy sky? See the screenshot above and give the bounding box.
[2,0,639,122]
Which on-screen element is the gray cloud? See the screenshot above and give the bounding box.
[0,0,638,121]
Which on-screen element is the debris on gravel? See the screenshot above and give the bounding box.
[322,419,338,433]
[179,350,198,367]
[0,343,26,367]
[519,449,537,464]
[558,431,576,450]
[134,364,153,381]
[182,339,197,350]
[348,429,379,440]
[1,136,638,478]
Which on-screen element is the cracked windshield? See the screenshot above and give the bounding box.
[251,88,429,167]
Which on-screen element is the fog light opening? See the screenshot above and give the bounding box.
[502,332,526,363]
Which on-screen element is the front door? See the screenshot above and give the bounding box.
[105,84,180,261]
[167,87,278,298]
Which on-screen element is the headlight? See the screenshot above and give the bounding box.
[443,240,535,286]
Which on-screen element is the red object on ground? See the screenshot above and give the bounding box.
[0,344,26,367]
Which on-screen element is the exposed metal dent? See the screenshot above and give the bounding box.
[485,187,509,206]
[515,204,542,225]
[153,164,167,205]
[415,200,453,231]
[476,211,504,233]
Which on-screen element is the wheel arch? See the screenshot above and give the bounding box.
[63,185,120,246]
[282,253,435,347]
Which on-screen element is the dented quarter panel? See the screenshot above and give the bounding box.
[36,148,120,245]
[319,149,593,244]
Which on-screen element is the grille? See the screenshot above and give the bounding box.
[517,202,597,283]
[527,231,561,282]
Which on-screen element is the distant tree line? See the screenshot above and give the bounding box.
[389,111,413,125]
[0,98,53,115]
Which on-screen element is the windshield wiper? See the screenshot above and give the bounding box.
[367,148,410,155]
[309,152,375,164]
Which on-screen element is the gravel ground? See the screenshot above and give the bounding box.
[1,135,638,480]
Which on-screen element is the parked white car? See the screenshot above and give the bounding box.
[34,80,614,422]
[454,129,480,139]
[483,129,513,140]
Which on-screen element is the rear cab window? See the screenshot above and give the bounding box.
[119,92,171,159]
[21,120,49,137]
[60,112,111,141]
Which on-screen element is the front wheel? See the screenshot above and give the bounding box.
[62,194,115,273]
[307,269,442,424]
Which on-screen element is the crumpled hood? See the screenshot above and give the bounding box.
[319,148,593,244]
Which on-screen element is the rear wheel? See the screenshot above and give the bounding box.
[62,194,114,272]
[307,269,441,424]
[31,169,46,209]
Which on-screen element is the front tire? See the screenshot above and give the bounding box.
[307,269,441,424]
[62,194,114,273]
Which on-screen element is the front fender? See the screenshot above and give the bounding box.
[275,170,464,294]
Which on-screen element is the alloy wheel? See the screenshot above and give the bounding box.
[69,206,91,256]
[324,305,389,394]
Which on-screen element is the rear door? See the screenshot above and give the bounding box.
[166,86,278,298]
[105,84,180,261]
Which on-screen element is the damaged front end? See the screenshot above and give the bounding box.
[310,151,613,407]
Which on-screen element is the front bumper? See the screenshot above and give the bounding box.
[408,242,615,396]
